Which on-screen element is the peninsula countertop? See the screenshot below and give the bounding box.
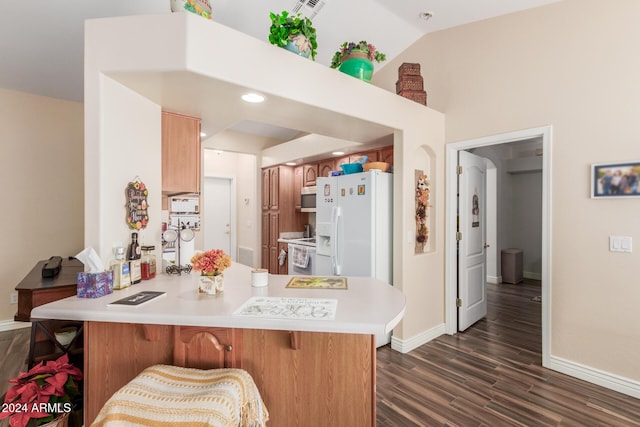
[30,263,405,336]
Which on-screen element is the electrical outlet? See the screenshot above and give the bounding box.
[9,291,18,305]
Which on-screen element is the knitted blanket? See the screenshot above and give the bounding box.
[91,365,269,427]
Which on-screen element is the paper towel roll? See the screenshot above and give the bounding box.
[251,269,268,287]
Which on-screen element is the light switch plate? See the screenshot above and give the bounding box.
[609,235,632,253]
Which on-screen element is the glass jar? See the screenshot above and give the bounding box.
[141,245,156,280]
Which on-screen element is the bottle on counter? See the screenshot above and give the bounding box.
[111,246,131,290]
[127,232,142,284]
[141,245,156,280]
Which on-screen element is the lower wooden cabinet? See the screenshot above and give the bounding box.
[84,322,375,427]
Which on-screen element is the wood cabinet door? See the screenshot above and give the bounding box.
[277,243,288,275]
[303,164,318,187]
[173,326,242,369]
[269,167,279,210]
[261,169,270,210]
[161,112,201,194]
[269,212,279,247]
[379,145,394,166]
[350,149,379,164]
[318,160,335,177]
[294,166,303,209]
[269,246,278,274]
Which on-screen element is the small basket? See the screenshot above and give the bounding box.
[398,62,421,76]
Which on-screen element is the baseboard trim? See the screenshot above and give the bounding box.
[390,323,445,353]
[487,275,502,284]
[547,355,640,399]
[0,319,31,332]
[524,271,541,280]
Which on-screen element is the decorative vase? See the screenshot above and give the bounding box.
[338,51,374,82]
[170,0,212,19]
[198,272,223,294]
[284,34,312,59]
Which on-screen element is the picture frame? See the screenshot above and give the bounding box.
[591,161,640,198]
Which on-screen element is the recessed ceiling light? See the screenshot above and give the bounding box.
[242,93,265,103]
[332,151,345,156]
[285,162,297,166]
[200,132,207,137]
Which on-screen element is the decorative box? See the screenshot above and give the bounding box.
[396,75,424,92]
[77,270,114,298]
[397,90,427,106]
[398,62,421,76]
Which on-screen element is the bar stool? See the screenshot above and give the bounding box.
[91,365,268,427]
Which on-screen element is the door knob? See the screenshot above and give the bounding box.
[484,243,490,248]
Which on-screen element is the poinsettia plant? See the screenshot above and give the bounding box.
[330,40,386,68]
[0,354,82,427]
[190,249,232,275]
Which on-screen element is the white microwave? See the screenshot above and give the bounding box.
[300,186,316,212]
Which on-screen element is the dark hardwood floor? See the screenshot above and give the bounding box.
[376,279,640,426]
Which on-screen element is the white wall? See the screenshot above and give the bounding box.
[202,149,258,267]
[0,88,83,322]
[509,170,543,278]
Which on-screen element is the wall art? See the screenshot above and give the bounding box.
[591,161,640,198]
[415,170,431,253]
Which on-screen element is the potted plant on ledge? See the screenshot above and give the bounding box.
[330,40,386,82]
[0,354,82,427]
[268,11,318,60]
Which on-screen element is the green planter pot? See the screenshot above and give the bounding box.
[338,52,374,82]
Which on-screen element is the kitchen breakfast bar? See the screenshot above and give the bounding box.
[30,263,405,426]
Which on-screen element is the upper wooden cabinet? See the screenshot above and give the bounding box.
[294,166,304,210]
[379,146,394,165]
[162,112,201,195]
[318,160,335,178]
[303,164,318,187]
[350,150,379,164]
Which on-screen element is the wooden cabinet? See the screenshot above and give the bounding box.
[85,322,376,427]
[380,145,394,165]
[350,149,379,164]
[318,159,335,177]
[162,112,201,194]
[173,326,241,369]
[261,166,305,273]
[294,166,304,210]
[303,163,318,186]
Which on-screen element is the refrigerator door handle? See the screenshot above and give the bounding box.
[332,206,342,275]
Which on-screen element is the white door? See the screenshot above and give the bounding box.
[458,151,487,331]
[204,177,232,256]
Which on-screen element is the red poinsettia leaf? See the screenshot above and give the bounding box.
[45,372,69,396]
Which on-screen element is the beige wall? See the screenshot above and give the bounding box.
[0,88,83,322]
[374,0,640,381]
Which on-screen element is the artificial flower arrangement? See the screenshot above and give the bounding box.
[0,354,82,427]
[330,40,386,69]
[190,249,232,276]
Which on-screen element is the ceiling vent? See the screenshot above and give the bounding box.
[290,0,326,20]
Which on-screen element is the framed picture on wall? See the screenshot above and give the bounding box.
[591,161,640,198]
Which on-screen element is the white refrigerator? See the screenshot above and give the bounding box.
[315,170,393,284]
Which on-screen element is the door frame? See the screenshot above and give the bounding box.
[445,125,552,367]
[203,175,237,261]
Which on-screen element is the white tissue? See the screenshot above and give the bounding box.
[75,247,105,272]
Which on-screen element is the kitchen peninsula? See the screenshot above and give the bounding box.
[31,263,405,426]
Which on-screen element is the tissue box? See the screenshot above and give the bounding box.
[77,270,114,298]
